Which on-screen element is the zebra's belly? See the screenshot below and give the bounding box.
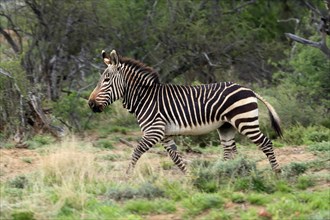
[165,121,224,136]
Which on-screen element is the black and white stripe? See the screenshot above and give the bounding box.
[88,50,282,174]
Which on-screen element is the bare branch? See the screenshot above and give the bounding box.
[277,18,300,24]
[285,33,330,58]
[0,67,13,78]
[202,52,221,67]
[0,26,21,53]
[303,1,321,16]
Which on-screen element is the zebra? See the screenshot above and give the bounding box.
[88,50,282,174]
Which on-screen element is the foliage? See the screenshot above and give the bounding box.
[12,211,35,220]
[308,142,330,152]
[282,162,308,179]
[25,134,55,149]
[1,0,328,140]
[106,182,164,201]
[182,193,224,217]
[281,125,330,145]
[52,92,94,131]
[94,139,114,149]
[9,175,29,189]
[124,199,176,215]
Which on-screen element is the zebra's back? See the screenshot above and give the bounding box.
[157,82,257,136]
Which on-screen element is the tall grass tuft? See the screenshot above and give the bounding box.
[1,137,110,219]
[191,157,257,192]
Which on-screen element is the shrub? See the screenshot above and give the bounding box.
[26,135,55,149]
[308,142,330,152]
[12,211,35,220]
[52,91,94,131]
[161,180,190,201]
[94,139,114,149]
[9,175,28,189]
[161,160,174,170]
[282,162,308,178]
[191,157,257,192]
[211,157,256,178]
[283,125,330,145]
[250,174,275,193]
[296,176,315,190]
[106,182,164,201]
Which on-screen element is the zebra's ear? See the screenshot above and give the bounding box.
[102,50,111,65]
[110,50,119,66]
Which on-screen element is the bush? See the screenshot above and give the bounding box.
[12,211,35,220]
[282,162,308,178]
[283,125,330,145]
[212,157,256,178]
[296,176,315,190]
[94,139,114,149]
[26,135,55,149]
[9,175,29,189]
[191,157,257,192]
[307,142,330,152]
[52,92,94,131]
[161,180,190,201]
[106,182,164,201]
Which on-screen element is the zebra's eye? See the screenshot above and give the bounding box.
[103,78,110,82]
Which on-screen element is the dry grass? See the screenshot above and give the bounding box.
[1,135,329,220]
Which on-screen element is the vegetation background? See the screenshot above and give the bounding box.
[0,0,329,219]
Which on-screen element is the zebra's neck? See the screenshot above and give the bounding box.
[119,60,160,114]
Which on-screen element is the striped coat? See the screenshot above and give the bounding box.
[88,50,282,174]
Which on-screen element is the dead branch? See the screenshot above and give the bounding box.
[202,52,221,67]
[27,93,61,138]
[119,138,134,148]
[285,33,330,58]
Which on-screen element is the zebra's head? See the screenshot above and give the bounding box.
[88,50,124,112]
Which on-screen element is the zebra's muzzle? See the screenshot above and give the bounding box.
[88,100,103,113]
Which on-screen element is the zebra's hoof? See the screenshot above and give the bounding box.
[126,164,134,176]
[274,168,282,174]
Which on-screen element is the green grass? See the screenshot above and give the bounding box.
[124,199,176,215]
[1,133,329,220]
[182,193,224,217]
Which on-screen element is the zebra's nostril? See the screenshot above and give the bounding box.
[88,100,103,112]
[88,100,95,108]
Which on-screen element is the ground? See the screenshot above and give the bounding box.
[0,135,329,220]
[0,144,320,182]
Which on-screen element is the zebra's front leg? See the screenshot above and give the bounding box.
[162,137,186,173]
[126,125,165,174]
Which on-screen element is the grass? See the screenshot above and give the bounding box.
[1,134,329,220]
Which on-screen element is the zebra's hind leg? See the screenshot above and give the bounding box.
[246,131,281,173]
[218,123,237,160]
[162,137,187,173]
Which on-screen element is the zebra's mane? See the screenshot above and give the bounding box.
[120,57,160,84]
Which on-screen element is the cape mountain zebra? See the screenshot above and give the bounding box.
[88,50,282,174]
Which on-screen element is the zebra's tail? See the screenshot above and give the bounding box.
[254,92,283,137]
